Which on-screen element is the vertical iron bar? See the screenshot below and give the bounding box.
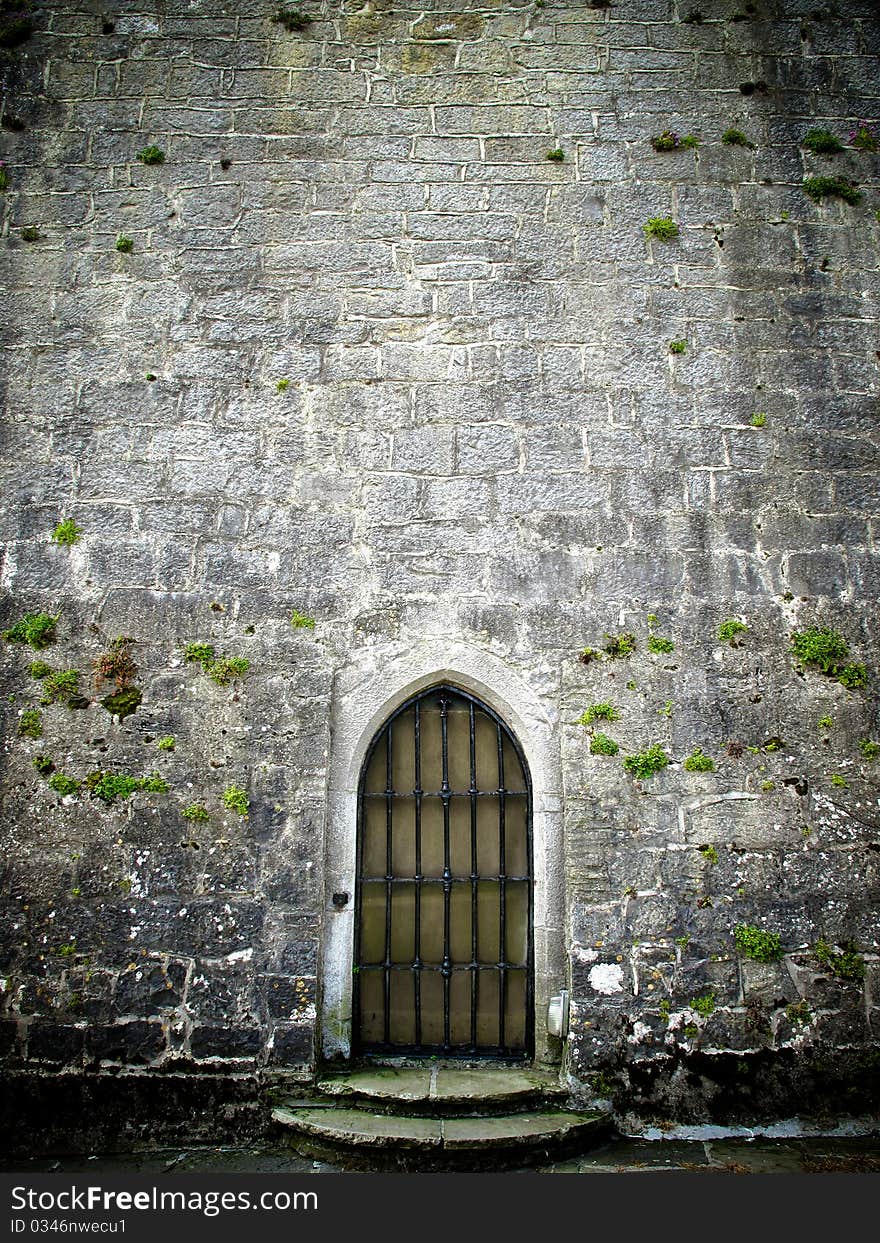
[440,694,452,1050]
[414,700,422,1048]
[469,700,478,1050]
[384,720,393,1045]
[497,723,507,1052]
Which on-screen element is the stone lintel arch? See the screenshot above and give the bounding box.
[319,640,565,1066]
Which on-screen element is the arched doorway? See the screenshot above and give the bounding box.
[353,683,534,1058]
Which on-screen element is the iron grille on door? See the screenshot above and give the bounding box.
[354,684,534,1058]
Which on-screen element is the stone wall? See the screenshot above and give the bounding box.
[1,0,878,1135]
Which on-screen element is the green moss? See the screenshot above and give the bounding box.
[41,670,82,707]
[750,411,766,427]
[690,992,715,1017]
[590,733,620,756]
[669,339,687,354]
[859,739,879,760]
[761,780,774,792]
[223,783,249,817]
[85,770,169,804]
[50,518,82,546]
[101,687,142,719]
[814,937,865,982]
[136,145,165,166]
[115,236,134,253]
[33,754,54,776]
[802,128,843,154]
[546,148,565,161]
[578,703,619,725]
[48,773,81,797]
[206,656,249,685]
[802,175,861,205]
[290,610,316,629]
[643,216,679,242]
[579,646,601,664]
[18,709,42,739]
[623,744,669,780]
[650,130,681,152]
[603,632,636,659]
[698,844,719,864]
[28,660,52,680]
[275,378,290,393]
[734,924,782,962]
[647,634,675,654]
[184,642,215,665]
[3,612,59,650]
[272,7,312,32]
[718,618,748,645]
[182,802,210,822]
[791,626,849,674]
[721,128,754,148]
[140,772,169,793]
[157,736,176,751]
[816,716,833,730]
[829,773,847,788]
[837,663,867,690]
[786,1000,812,1026]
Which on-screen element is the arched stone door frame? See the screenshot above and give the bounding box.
[319,640,566,1066]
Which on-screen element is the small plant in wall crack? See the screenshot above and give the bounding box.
[643,216,679,242]
[814,937,865,982]
[223,784,249,818]
[184,642,250,686]
[272,7,312,32]
[669,339,687,354]
[590,733,619,756]
[685,749,715,772]
[578,703,619,725]
[51,518,83,547]
[734,924,782,962]
[623,744,669,780]
[17,708,43,739]
[802,128,843,155]
[182,802,210,822]
[802,176,861,205]
[650,130,699,152]
[3,612,59,650]
[850,121,878,152]
[721,128,754,149]
[545,148,565,162]
[136,145,165,166]
[718,618,748,646]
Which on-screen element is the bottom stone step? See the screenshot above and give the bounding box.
[272,1105,608,1169]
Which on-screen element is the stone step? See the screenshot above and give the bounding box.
[272,1104,609,1170]
[312,1065,567,1116]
